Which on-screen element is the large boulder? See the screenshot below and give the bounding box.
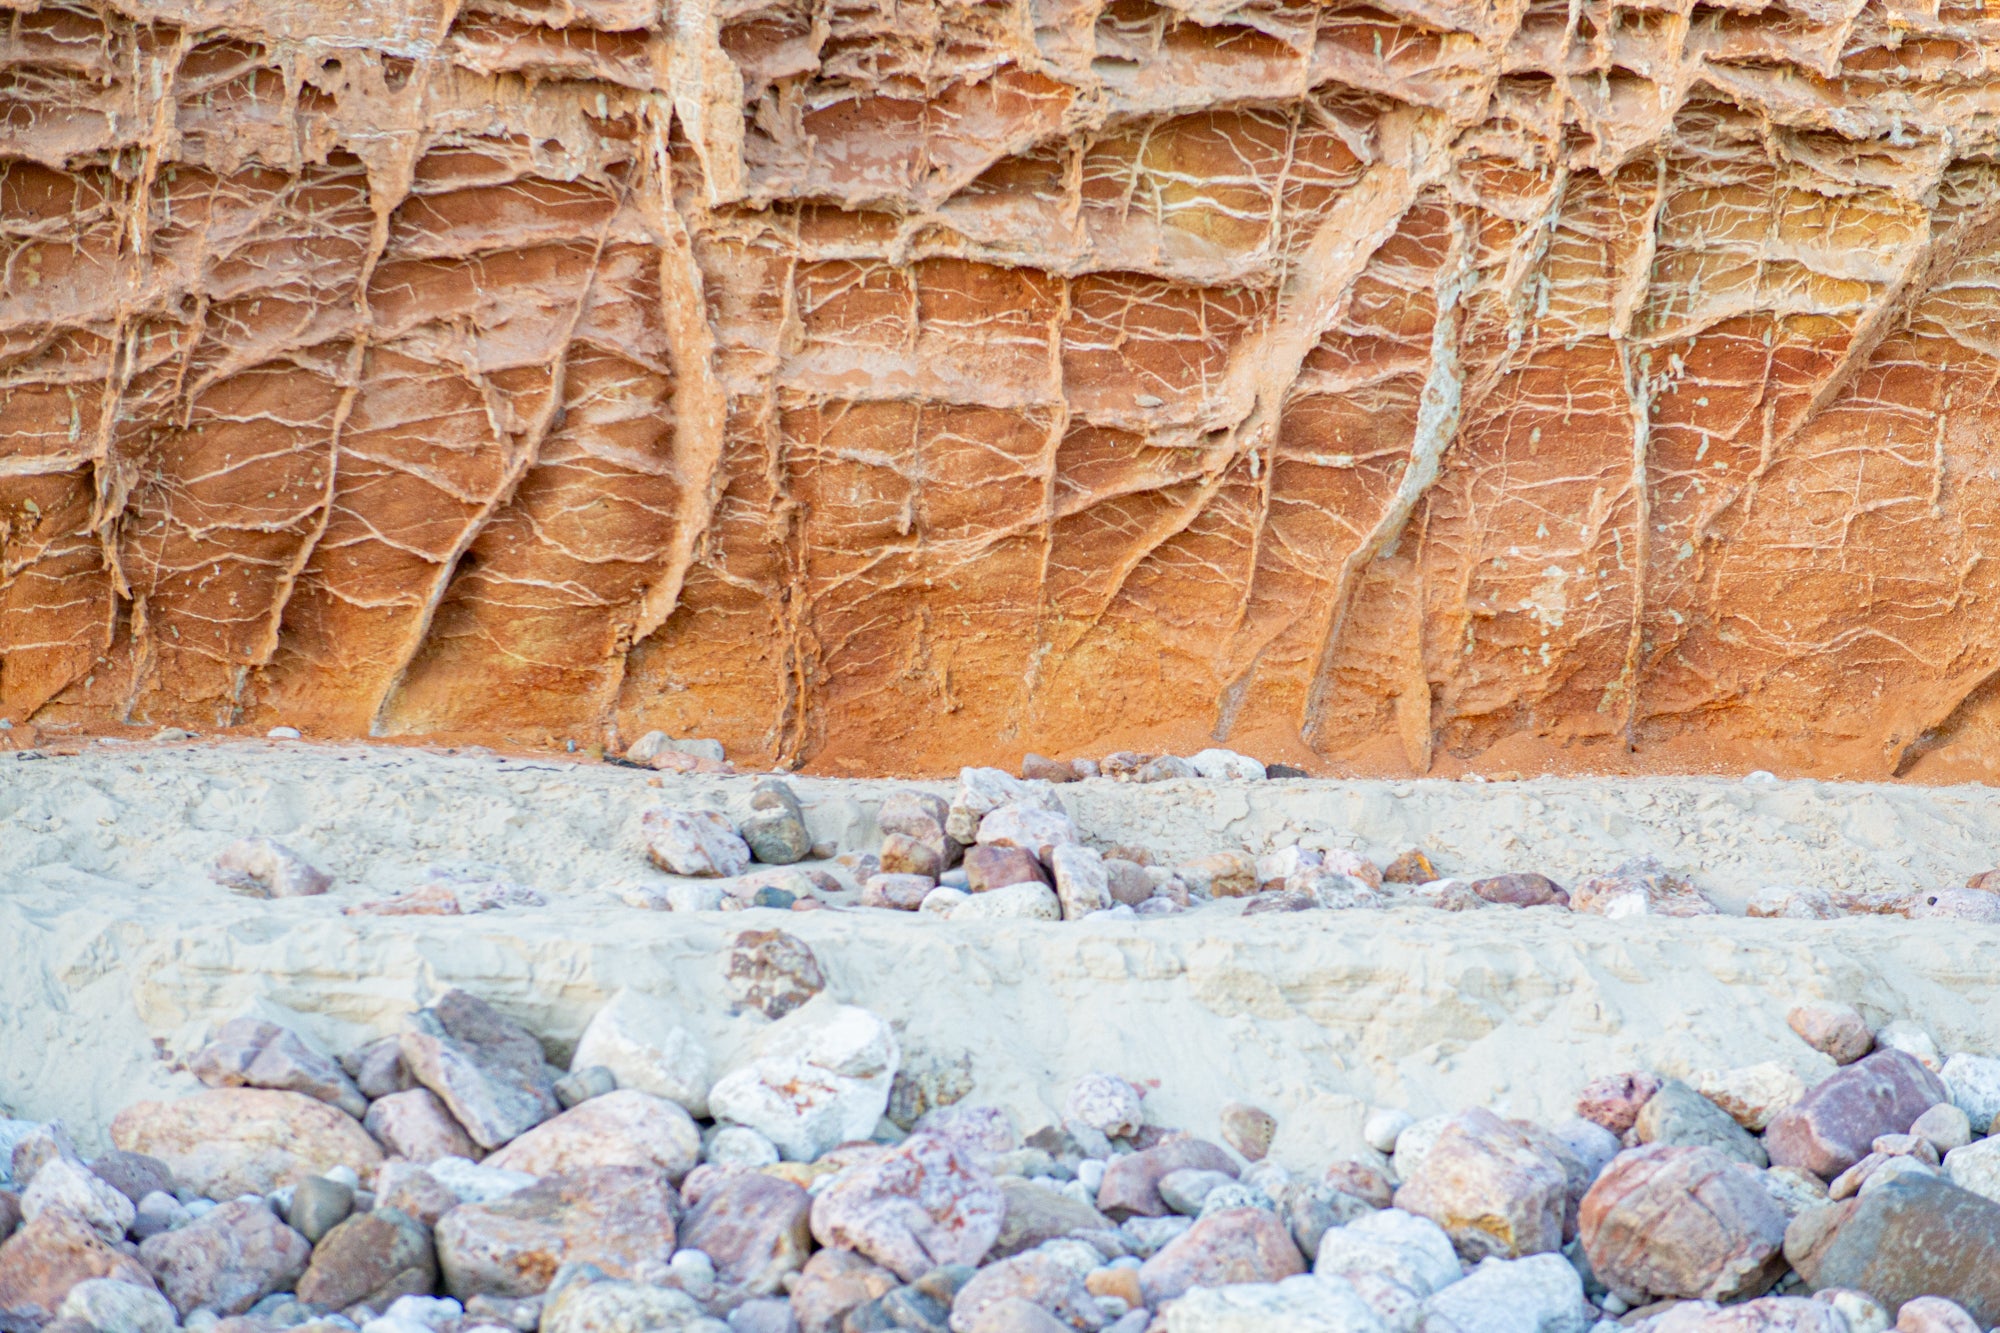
[296,1206,437,1311]
[707,997,899,1162]
[0,1206,159,1325]
[809,1131,1004,1280]
[1138,1206,1307,1306]
[949,1250,1106,1332]
[366,1088,481,1164]
[20,1156,135,1243]
[643,806,752,877]
[989,1176,1114,1259]
[136,1199,312,1317]
[569,989,713,1119]
[1579,1145,1788,1303]
[1764,1052,1947,1180]
[789,1248,899,1333]
[1392,1109,1568,1260]
[1096,1138,1238,1219]
[1787,1174,2000,1325]
[483,1089,702,1183]
[400,989,561,1151]
[433,1166,680,1299]
[1634,1080,1768,1167]
[540,1277,724,1333]
[1420,1253,1590,1333]
[1161,1273,1386,1332]
[677,1164,812,1298]
[110,1089,384,1198]
[188,1017,369,1118]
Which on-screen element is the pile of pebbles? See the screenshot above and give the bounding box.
[206,755,2000,923]
[4,955,2000,1333]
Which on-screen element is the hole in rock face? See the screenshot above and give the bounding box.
[322,57,343,77]
[382,55,415,91]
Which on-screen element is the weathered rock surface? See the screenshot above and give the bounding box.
[296,1206,438,1312]
[1579,1145,1788,1302]
[20,0,2000,783]
[1788,1175,2000,1325]
[1392,1108,1568,1260]
[188,1018,369,1117]
[482,1089,702,1183]
[808,1131,1004,1280]
[433,1166,681,1298]
[110,1089,384,1198]
[400,990,562,1151]
[0,1207,159,1324]
[1765,1052,1947,1180]
[677,1164,812,1297]
[137,1199,312,1317]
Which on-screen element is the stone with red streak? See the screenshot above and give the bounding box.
[808,1130,1005,1281]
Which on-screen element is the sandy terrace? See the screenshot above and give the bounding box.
[3,741,1997,1174]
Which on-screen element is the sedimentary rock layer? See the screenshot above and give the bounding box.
[7,746,2000,1153]
[7,0,2000,777]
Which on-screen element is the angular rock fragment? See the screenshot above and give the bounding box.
[1392,1108,1568,1260]
[1788,1004,1873,1066]
[678,1164,812,1298]
[1137,1206,1306,1306]
[189,1017,369,1118]
[1787,1175,2000,1325]
[1097,1139,1238,1219]
[138,1199,312,1317]
[1634,1079,1768,1167]
[963,846,1052,893]
[707,998,899,1161]
[1569,858,1717,917]
[296,1206,437,1311]
[400,990,561,1151]
[643,807,752,878]
[1468,874,1567,908]
[0,1206,159,1324]
[210,838,332,898]
[570,988,711,1117]
[809,1131,1004,1280]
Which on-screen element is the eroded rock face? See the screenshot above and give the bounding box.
[11,0,2000,780]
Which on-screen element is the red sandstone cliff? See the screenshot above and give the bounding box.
[5,0,2000,778]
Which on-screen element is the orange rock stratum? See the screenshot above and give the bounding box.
[6,0,2000,779]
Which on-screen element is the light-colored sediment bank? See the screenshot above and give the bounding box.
[3,743,1996,1166]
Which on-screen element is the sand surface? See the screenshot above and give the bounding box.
[3,741,1997,1169]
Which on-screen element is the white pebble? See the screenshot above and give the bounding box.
[1076,1159,1106,1192]
[1364,1107,1415,1155]
[267,726,303,740]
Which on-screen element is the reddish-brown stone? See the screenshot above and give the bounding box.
[1765,1051,1948,1180]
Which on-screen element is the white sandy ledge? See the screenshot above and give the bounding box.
[3,742,1998,1173]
